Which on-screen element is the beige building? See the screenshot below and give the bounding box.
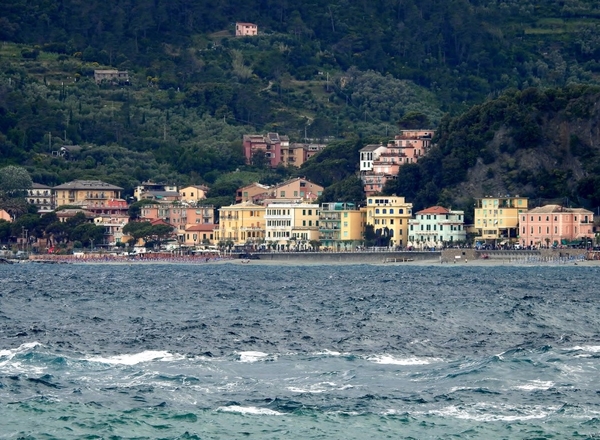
[236,22,258,36]
[53,180,123,209]
[236,182,271,203]
[265,202,320,250]
[184,224,216,247]
[216,201,265,247]
[27,183,55,214]
[474,196,529,243]
[179,185,210,204]
[271,177,324,202]
[94,70,129,84]
[319,202,365,250]
[365,195,413,247]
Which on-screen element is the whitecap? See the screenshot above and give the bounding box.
[367,354,440,365]
[237,351,269,363]
[571,345,600,353]
[0,341,42,358]
[428,403,558,422]
[288,382,354,394]
[87,350,184,365]
[217,405,283,416]
[513,380,554,391]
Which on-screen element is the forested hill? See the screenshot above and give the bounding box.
[386,85,600,220]
[1,0,600,206]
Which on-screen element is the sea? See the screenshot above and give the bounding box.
[1,262,600,439]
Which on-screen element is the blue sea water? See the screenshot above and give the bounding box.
[1,262,600,439]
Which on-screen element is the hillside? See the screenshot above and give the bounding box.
[1,0,600,207]
[386,86,600,220]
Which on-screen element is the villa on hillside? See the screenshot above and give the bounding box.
[360,130,434,196]
[235,22,258,36]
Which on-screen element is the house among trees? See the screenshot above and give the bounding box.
[235,22,258,36]
[94,69,129,84]
[27,183,55,214]
[53,180,123,209]
[243,133,327,168]
[360,130,434,196]
[134,181,178,201]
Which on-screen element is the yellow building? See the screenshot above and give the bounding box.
[53,180,123,208]
[265,202,320,250]
[473,196,529,243]
[365,195,413,247]
[216,201,265,247]
[319,202,365,250]
[179,185,210,204]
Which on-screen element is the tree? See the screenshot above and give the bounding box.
[0,166,32,218]
[128,199,157,220]
[70,223,105,248]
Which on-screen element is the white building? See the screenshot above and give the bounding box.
[408,206,466,247]
[359,144,387,172]
[265,202,320,250]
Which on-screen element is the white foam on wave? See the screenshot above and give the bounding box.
[513,380,554,391]
[217,405,283,416]
[312,349,344,356]
[368,354,440,366]
[571,345,600,353]
[0,341,42,358]
[428,403,558,422]
[288,382,354,394]
[237,351,270,363]
[87,350,184,365]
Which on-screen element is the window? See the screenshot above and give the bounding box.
[280,191,285,197]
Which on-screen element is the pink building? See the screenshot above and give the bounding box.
[236,22,258,36]
[520,205,594,248]
[242,133,288,167]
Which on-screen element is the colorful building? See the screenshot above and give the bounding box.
[474,196,528,244]
[319,202,365,250]
[53,180,123,209]
[179,185,210,204]
[365,195,413,247]
[519,205,594,248]
[235,22,258,36]
[408,206,466,247]
[264,202,320,250]
[216,201,265,247]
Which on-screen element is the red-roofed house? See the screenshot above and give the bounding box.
[408,206,466,246]
[184,224,216,246]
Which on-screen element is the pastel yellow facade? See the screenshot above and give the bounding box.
[179,185,209,203]
[474,196,529,242]
[216,201,265,246]
[319,202,365,250]
[53,180,123,208]
[265,203,320,249]
[365,195,413,247]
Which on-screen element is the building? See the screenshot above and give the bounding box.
[243,133,288,167]
[360,130,434,196]
[27,183,55,214]
[0,209,11,222]
[408,206,466,248]
[235,22,258,36]
[236,182,271,203]
[215,201,265,247]
[184,224,216,247]
[270,177,323,202]
[86,198,129,217]
[53,180,123,209]
[179,185,210,204]
[473,196,529,244]
[264,202,320,250]
[94,215,129,246]
[365,195,413,248]
[519,205,594,248]
[94,70,129,84]
[185,205,215,226]
[281,142,327,167]
[134,181,178,201]
[319,202,365,251]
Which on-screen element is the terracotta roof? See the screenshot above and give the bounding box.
[185,224,216,232]
[416,206,450,215]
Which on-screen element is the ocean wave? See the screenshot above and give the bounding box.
[216,405,284,416]
[86,350,185,365]
[287,382,354,394]
[513,380,555,391]
[427,403,559,422]
[237,351,274,363]
[0,341,42,359]
[367,354,441,365]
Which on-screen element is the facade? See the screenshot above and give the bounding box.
[365,195,413,247]
[179,185,210,204]
[235,22,258,36]
[215,201,265,247]
[360,130,434,196]
[473,196,529,243]
[184,224,216,246]
[264,202,320,250]
[519,205,594,248]
[242,133,288,167]
[134,181,178,201]
[319,202,365,250]
[53,180,123,209]
[27,183,55,214]
[0,209,11,222]
[94,70,129,84]
[94,216,129,246]
[281,143,327,167]
[236,182,271,203]
[270,177,323,202]
[86,198,129,217]
[408,206,466,247]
